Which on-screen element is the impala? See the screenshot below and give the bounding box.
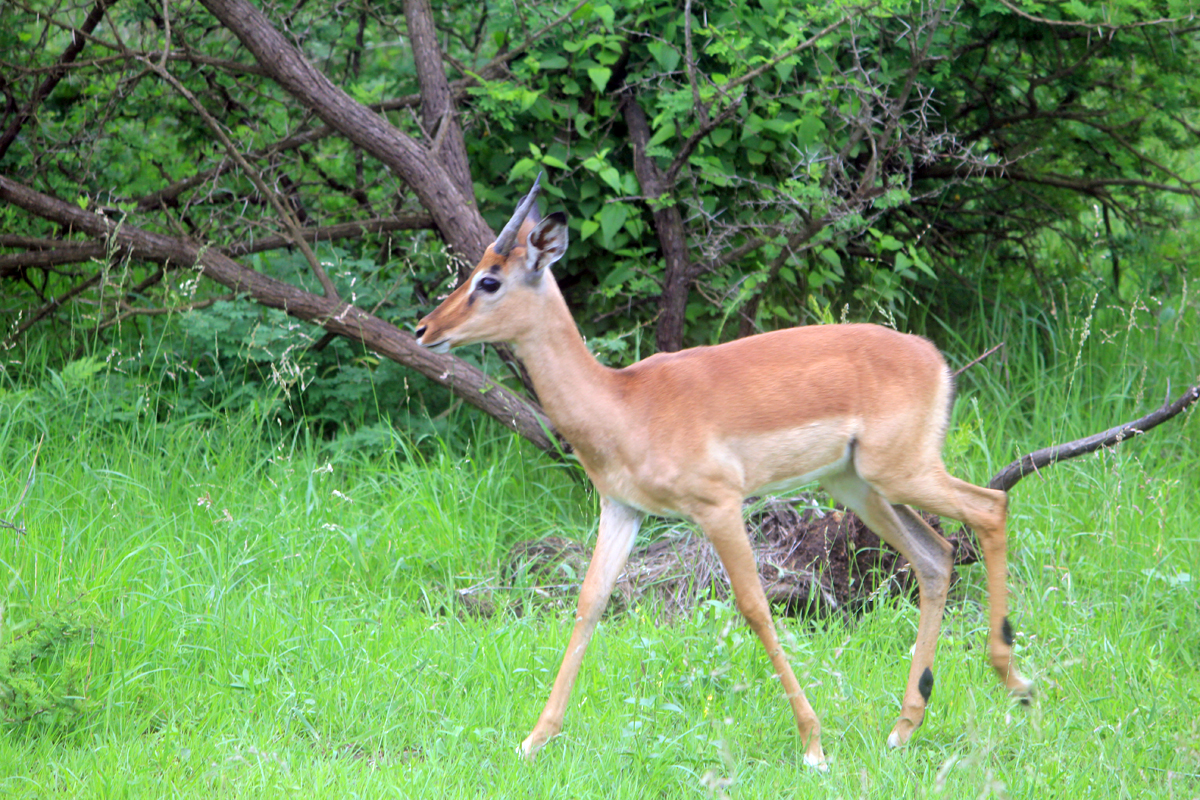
[415,177,1032,767]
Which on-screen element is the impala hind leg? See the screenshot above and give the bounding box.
[691,499,826,768]
[520,498,643,760]
[821,470,954,748]
[902,476,1033,698]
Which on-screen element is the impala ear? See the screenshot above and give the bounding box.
[524,212,568,277]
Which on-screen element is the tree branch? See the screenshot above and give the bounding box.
[0,174,563,455]
[196,0,495,262]
[404,0,474,203]
[989,383,1200,492]
[0,217,434,279]
[140,57,342,300]
[996,0,1192,31]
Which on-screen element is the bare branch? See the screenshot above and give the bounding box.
[0,217,434,280]
[474,1,590,81]
[196,0,494,261]
[0,434,43,536]
[3,272,104,350]
[997,0,1193,31]
[989,383,1200,492]
[139,57,341,300]
[953,342,1005,377]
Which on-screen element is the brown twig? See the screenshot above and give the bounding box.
[953,342,1005,377]
[2,272,105,350]
[138,57,342,301]
[996,0,1191,31]
[0,0,118,160]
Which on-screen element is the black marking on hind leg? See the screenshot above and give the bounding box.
[918,667,934,703]
[1001,616,1014,647]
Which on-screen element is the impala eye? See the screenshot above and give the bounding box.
[477,276,502,294]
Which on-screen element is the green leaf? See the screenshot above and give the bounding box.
[794,115,825,147]
[647,41,681,72]
[587,67,613,92]
[819,248,842,270]
[648,121,676,148]
[593,3,615,31]
[509,157,538,181]
[909,245,937,279]
[742,113,764,140]
[580,219,600,241]
[598,166,622,191]
[599,203,629,245]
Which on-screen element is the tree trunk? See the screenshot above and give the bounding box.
[621,93,692,353]
[197,0,494,263]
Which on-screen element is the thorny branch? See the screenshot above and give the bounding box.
[0,0,119,160]
[996,0,1194,31]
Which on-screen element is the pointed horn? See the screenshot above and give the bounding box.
[493,172,543,255]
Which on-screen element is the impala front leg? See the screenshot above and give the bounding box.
[520,497,643,760]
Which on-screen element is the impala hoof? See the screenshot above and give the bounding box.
[1009,674,1035,704]
[887,717,917,749]
[804,749,829,772]
[520,727,555,762]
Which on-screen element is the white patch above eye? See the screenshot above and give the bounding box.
[470,271,503,295]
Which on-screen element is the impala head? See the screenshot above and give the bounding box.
[415,175,568,353]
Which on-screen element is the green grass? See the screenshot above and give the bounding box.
[0,294,1197,798]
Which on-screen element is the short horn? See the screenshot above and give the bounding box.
[493,173,543,255]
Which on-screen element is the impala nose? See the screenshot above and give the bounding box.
[415,325,427,341]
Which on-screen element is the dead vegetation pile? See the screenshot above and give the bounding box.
[459,496,982,619]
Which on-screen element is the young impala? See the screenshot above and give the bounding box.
[415,178,1032,767]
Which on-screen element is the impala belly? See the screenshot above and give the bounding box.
[720,421,857,497]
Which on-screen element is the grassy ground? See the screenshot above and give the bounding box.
[0,294,1197,798]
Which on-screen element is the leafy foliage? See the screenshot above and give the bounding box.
[1,0,1197,440]
[0,602,103,725]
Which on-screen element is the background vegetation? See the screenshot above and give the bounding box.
[1,0,1199,797]
[2,0,1197,440]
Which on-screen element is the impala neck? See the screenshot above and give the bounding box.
[510,275,622,456]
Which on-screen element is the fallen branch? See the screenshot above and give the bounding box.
[988,382,1200,492]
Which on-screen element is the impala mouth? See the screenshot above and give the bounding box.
[414,323,452,353]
